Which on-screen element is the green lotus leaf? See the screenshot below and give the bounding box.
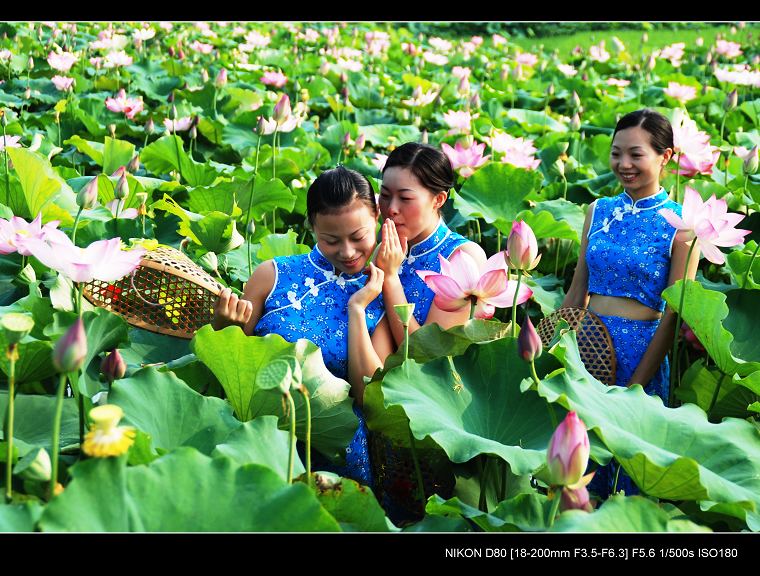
[64,135,104,165]
[677,359,758,420]
[315,477,398,532]
[119,328,191,367]
[0,502,43,532]
[663,282,760,383]
[191,327,358,461]
[539,331,760,531]
[401,514,473,532]
[506,108,568,133]
[140,134,218,187]
[76,308,130,397]
[186,181,238,216]
[551,495,711,532]
[0,392,79,454]
[109,367,241,455]
[513,209,578,242]
[368,338,567,476]
[360,124,421,148]
[426,492,551,532]
[38,449,340,532]
[102,137,135,176]
[0,334,55,385]
[6,147,77,225]
[455,162,542,225]
[212,416,304,481]
[185,211,236,254]
[235,175,296,223]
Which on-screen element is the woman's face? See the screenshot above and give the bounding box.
[379,166,446,244]
[312,197,378,275]
[610,126,672,196]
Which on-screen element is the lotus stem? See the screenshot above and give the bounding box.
[496,229,501,253]
[2,121,10,207]
[297,387,312,488]
[4,344,17,502]
[285,391,297,484]
[511,273,523,338]
[547,487,562,527]
[475,218,481,244]
[71,206,83,245]
[707,372,727,421]
[532,358,557,428]
[675,154,681,203]
[611,461,622,495]
[172,132,182,184]
[478,455,489,512]
[669,238,698,407]
[407,425,426,512]
[245,134,263,277]
[499,459,507,502]
[49,372,68,500]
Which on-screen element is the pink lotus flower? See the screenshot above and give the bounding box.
[506,220,542,271]
[105,89,144,120]
[0,135,22,151]
[272,93,291,125]
[556,64,577,77]
[518,315,542,362]
[47,50,77,73]
[443,110,475,136]
[0,214,67,256]
[681,322,705,353]
[716,39,743,59]
[492,34,507,46]
[416,250,532,319]
[53,317,87,373]
[422,52,448,66]
[105,199,138,219]
[0,50,11,61]
[215,67,228,88]
[261,71,287,88]
[490,132,541,170]
[402,87,438,108]
[516,52,538,67]
[441,142,490,178]
[51,75,74,92]
[547,411,590,487]
[675,151,720,177]
[714,66,760,87]
[663,82,697,104]
[658,42,685,67]
[103,50,133,68]
[133,27,156,42]
[371,153,388,172]
[21,235,146,283]
[659,186,750,265]
[671,109,719,176]
[336,58,363,73]
[190,40,214,55]
[588,41,610,62]
[452,66,471,80]
[163,116,194,133]
[101,349,127,383]
[606,78,630,87]
[428,37,452,52]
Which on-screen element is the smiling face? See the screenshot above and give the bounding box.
[610,125,673,198]
[379,166,447,245]
[312,197,378,275]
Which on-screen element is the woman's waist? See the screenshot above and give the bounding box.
[588,294,662,321]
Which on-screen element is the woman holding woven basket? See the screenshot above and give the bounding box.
[213,166,394,487]
[562,109,701,497]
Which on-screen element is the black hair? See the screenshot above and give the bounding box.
[306,165,378,226]
[612,108,674,154]
[382,142,455,195]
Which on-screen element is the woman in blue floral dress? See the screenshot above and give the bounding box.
[562,109,701,498]
[213,166,394,486]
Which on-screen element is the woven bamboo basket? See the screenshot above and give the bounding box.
[536,307,617,386]
[82,245,223,339]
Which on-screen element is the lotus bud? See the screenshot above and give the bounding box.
[725,89,738,111]
[177,48,185,60]
[645,54,656,72]
[355,133,365,151]
[101,349,126,383]
[341,85,350,105]
[108,124,116,138]
[215,67,227,88]
[1,313,35,346]
[0,109,6,128]
[200,68,209,83]
[14,446,51,482]
[256,115,267,135]
[393,303,415,327]
[24,88,31,100]
[272,93,291,125]
[511,63,523,80]
[145,117,155,135]
[507,220,541,271]
[199,251,218,273]
[571,91,581,110]
[518,315,542,362]
[570,112,582,132]
[709,59,718,74]
[743,145,759,175]
[641,32,648,43]
[342,132,351,148]
[340,71,348,84]
[458,74,470,95]
[547,411,590,487]
[27,56,34,69]
[247,220,256,236]
[77,176,99,210]
[470,92,480,109]
[696,37,704,47]
[190,125,197,140]
[421,129,428,144]
[170,104,177,121]
[53,317,87,373]
[581,73,589,82]
[16,264,36,286]
[113,171,129,201]
[500,65,508,81]
[547,83,555,97]
[560,484,594,513]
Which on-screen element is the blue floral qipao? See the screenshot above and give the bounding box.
[584,188,682,497]
[397,219,469,324]
[254,246,385,486]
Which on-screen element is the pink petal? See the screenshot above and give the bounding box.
[473,300,495,319]
[698,239,725,265]
[474,269,507,299]
[423,274,467,303]
[659,208,688,230]
[484,280,533,308]
[482,250,509,276]
[447,249,480,291]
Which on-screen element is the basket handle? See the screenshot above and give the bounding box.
[129,269,163,307]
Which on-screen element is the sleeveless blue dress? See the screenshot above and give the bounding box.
[584,188,682,497]
[254,245,385,486]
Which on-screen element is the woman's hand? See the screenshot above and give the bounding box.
[349,262,384,311]
[213,287,253,330]
[374,219,407,278]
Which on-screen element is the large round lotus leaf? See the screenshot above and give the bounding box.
[212,416,305,482]
[677,359,758,421]
[551,495,711,532]
[455,162,541,225]
[663,281,760,382]
[0,502,43,532]
[426,493,551,532]
[38,449,340,532]
[540,332,760,531]
[109,367,241,456]
[192,327,358,461]
[370,338,567,476]
[315,478,398,532]
[722,289,760,362]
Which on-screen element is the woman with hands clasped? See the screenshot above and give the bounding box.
[375,142,487,346]
[213,166,394,485]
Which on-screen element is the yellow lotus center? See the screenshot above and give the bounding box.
[89,404,124,429]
